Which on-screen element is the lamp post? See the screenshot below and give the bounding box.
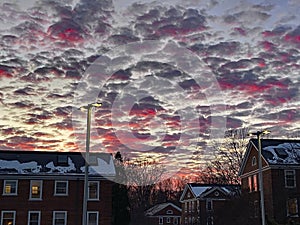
[249,130,270,225]
[81,102,101,225]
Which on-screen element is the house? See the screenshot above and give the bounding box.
[0,150,116,225]
[145,202,181,225]
[179,183,240,225]
[239,139,300,225]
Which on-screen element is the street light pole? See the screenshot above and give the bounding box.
[82,103,101,225]
[249,130,270,225]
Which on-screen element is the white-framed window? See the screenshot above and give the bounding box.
[28,211,41,225]
[88,181,99,200]
[54,181,68,196]
[166,210,173,215]
[287,198,299,217]
[3,180,18,195]
[206,199,213,211]
[159,216,163,224]
[285,170,296,188]
[184,202,187,212]
[30,180,43,200]
[87,211,99,225]
[29,180,43,200]
[53,211,67,225]
[167,217,171,223]
[1,211,16,225]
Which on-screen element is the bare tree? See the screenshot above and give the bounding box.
[122,157,165,224]
[200,128,249,185]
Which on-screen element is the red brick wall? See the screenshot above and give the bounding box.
[0,178,113,225]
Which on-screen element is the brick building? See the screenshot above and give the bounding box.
[0,150,115,225]
[179,183,240,225]
[145,202,181,225]
[239,139,300,225]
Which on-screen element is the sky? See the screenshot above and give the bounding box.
[0,0,299,178]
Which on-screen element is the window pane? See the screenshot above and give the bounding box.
[55,181,67,195]
[2,212,15,225]
[29,212,40,225]
[31,181,42,199]
[287,198,298,216]
[4,181,17,194]
[88,212,97,225]
[54,212,66,225]
[88,182,98,199]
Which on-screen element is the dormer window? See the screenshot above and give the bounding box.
[252,156,257,166]
[57,155,68,166]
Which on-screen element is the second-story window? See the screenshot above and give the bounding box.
[30,180,42,200]
[285,170,296,188]
[54,181,68,196]
[88,181,99,200]
[3,180,18,195]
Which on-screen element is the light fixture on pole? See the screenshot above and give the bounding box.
[81,102,102,225]
[249,130,270,225]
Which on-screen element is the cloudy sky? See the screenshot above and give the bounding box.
[0,0,299,176]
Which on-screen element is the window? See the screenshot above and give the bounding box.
[57,155,68,166]
[28,211,41,225]
[54,181,68,196]
[159,217,163,224]
[206,200,213,211]
[174,217,178,225]
[87,211,98,225]
[166,210,173,214]
[287,198,298,217]
[167,217,171,223]
[252,156,257,166]
[184,217,187,224]
[248,176,252,192]
[253,174,258,192]
[1,211,16,225]
[184,202,187,212]
[88,181,99,200]
[285,170,296,188]
[53,211,67,225]
[207,217,213,225]
[30,180,42,200]
[3,180,18,195]
[254,201,259,218]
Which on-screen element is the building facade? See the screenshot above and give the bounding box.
[0,150,115,225]
[179,183,240,225]
[145,202,181,225]
[239,139,300,225]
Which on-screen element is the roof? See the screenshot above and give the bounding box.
[0,150,116,177]
[145,202,181,216]
[251,139,300,165]
[180,183,240,202]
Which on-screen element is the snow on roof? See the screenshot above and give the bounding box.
[81,157,116,176]
[0,150,116,177]
[188,183,240,198]
[145,202,181,216]
[263,142,300,164]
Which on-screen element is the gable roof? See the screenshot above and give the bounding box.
[0,150,116,177]
[239,139,300,175]
[145,202,181,216]
[180,183,240,202]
